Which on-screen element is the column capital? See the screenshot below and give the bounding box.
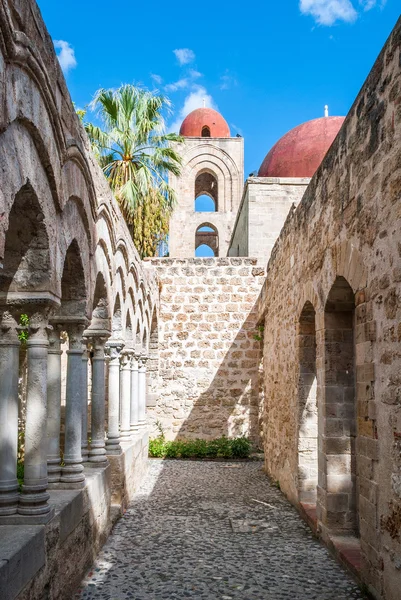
[60,318,88,351]
[47,324,63,354]
[121,346,134,366]
[0,311,20,345]
[105,339,124,362]
[27,311,52,346]
[138,353,149,368]
[86,330,110,359]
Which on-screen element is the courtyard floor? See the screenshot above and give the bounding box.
[75,460,367,600]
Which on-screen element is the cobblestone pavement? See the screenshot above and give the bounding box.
[75,460,367,600]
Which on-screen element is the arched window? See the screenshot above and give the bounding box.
[194,171,218,212]
[201,125,210,137]
[195,223,218,257]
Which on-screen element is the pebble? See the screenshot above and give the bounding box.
[74,460,367,599]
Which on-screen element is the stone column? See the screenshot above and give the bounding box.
[88,333,109,464]
[138,354,148,428]
[60,323,86,486]
[120,349,133,441]
[130,353,139,433]
[47,326,62,485]
[0,313,20,516]
[19,312,53,519]
[81,341,89,462]
[105,340,124,455]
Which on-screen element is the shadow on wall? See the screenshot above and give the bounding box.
[173,306,263,444]
[147,259,265,448]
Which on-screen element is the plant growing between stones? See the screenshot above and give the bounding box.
[253,324,264,342]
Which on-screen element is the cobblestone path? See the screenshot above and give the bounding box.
[75,460,366,600]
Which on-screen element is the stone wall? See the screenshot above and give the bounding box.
[229,177,309,264]
[148,257,265,442]
[257,17,401,600]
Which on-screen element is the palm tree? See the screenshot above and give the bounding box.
[85,84,183,257]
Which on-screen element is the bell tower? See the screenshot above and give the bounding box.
[168,107,244,258]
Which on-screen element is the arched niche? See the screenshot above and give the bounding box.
[322,276,358,534]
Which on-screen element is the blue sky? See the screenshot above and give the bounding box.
[38,0,399,177]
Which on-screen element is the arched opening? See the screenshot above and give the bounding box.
[147,310,159,429]
[142,328,148,353]
[135,321,141,352]
[298,301,318,504]
[59,240,87,317]
[195,224,218,257]
[201,125,211,137]
[0,184,52,502]
[194,172,218,212]
[91,272,110,331]
[0,183,50,297]
[125,311,133,341]
[322,276,357,533]
[112,294,122,338]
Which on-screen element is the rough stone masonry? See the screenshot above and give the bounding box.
[147,257,265,443]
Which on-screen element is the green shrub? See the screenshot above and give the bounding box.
[231,436,251,458]
[148,435,251,460]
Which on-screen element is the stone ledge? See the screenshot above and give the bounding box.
[0,526,45,600]
[0,430,149,600]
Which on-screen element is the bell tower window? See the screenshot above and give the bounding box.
[201,126,211,137]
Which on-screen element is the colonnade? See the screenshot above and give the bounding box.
[0,310,148,523]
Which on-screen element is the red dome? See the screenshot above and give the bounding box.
[258,116,345,178]
[180,108,230,138]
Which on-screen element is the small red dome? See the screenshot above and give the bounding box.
[180,108,230,138]
[258,116,345,178]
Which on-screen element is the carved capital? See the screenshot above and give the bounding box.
[0,311,20,345]
[47,324,63,354]
[105,339,124,362]
[87,333,110,359]
[27,311,52,344]
[138,353,149,368]
[65,323,87,351]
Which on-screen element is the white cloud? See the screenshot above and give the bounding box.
[173,48,195,65]
[300,0,386,24]
[54,40,77,74]
[165,78,190,92]
[151,73,163,85]
[220,71,238,91]
[169,86,217,133]
[359,0,385,10]
[299,0,358,25]
[188,69,202,79]
[164,69,202,93]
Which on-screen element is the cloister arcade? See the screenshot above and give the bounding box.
[0,3,158,522]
